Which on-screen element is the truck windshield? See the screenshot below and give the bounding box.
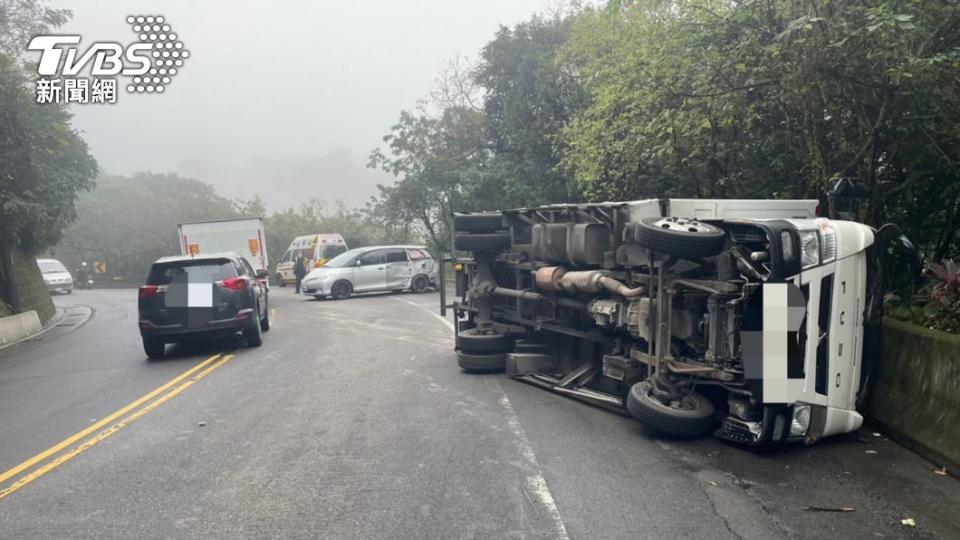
[147,260,236,285]
[38,261,67,274]
[319,245,347,260]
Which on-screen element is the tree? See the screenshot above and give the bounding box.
[369,106,494,253]
[0,0,70,60]
[56,173,240,281]
[0,52,97,312]
[560,0,960,260]
[475,13,584,207]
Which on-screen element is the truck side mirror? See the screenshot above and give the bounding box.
[255,269,268,279]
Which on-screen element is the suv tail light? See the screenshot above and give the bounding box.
[139,285,167,299]
[217,277,248,290]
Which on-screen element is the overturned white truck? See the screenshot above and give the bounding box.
[449,199,888,448]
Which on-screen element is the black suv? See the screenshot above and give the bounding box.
[138,252,270,359]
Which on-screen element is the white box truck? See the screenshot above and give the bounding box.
[447,198,897,448]
[178,218,269,285]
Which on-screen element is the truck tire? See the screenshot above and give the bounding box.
[454,213,504,233]
[143,338,165,360]
[276,274,286,287]
[457,350,507,372]
[631,217,726,259]
[411,274,430,293]
[454,233,511,252]
[456,328,513,353]
[626,381,715,438]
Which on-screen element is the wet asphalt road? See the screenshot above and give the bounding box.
[0,288,958,539]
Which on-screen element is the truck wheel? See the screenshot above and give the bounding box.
[626,381,715,438]
[411,274,429,293]
[632,217,726,259]
[454,233,511,252]
[276,274,286,287]
[456,328,512,353]
[143,338,165,359]
[244,310,264,347]
[457,350,506,372]
[454,213,504,233]
[331,280,352,300]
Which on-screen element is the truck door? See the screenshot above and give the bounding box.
[354,249,386,292]
[384,248,411,290]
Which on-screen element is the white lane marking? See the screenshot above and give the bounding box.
[394,294,569,539]
[496,392,570,539]
[390,296,455,332]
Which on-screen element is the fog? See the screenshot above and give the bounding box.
[50,0,558,210]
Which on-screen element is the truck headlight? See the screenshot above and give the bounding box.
[790,404,811,436]
[799,230,820,268]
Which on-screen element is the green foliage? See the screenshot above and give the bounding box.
[369,106,495,253]
[373,1,959,265]
[0,49,97,311]
[475,14,584,206]
[370,13,584,253]
[54,173,240,281]
[54,174,408,282]
[560,0,960,259]
[0,0,71,60]
[888,260,960,333]
[0,53,98,254]
[263,199,409,269]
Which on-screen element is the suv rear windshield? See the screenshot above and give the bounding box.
[146,260,236,285]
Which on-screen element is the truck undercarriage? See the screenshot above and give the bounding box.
[448,199,881,448]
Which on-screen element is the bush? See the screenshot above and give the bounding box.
[887,260,960,334]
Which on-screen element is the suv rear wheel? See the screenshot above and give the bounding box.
[244,306,264,347]
[260,298,271,332]
[143,338,165,359]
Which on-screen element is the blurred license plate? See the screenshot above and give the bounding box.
[187,283,213,308]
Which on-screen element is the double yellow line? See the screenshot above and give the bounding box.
[0,351,236,501]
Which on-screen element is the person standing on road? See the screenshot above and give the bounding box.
[294,252,308,294]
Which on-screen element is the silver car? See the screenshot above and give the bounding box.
[300,245,436,300]
[37,258,73,294]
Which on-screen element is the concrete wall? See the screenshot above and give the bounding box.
[0,310,42,347]
[868,319,960,473]
[2,249,55,324]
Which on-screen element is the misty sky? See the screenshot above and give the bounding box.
[49,1,563,210]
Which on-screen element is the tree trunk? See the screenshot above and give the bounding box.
[0,237,22,313]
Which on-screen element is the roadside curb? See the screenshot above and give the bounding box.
[0,307,66,352]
